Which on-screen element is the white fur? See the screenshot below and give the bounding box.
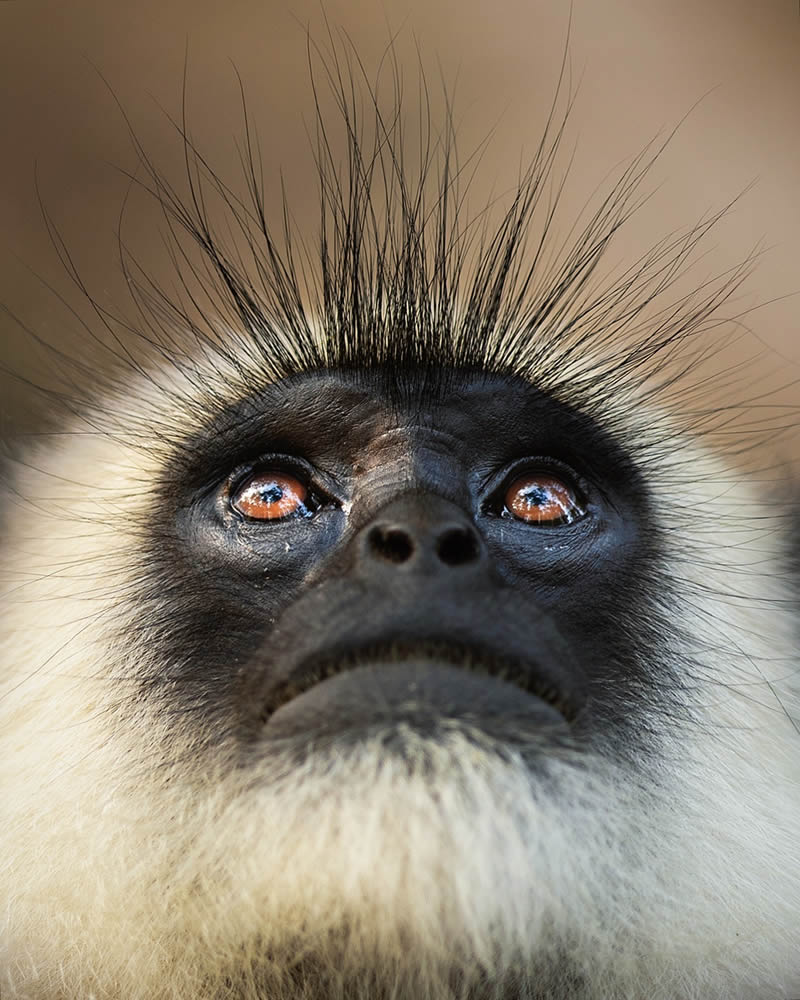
[1,352,799,999]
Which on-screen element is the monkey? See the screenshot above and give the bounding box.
[1,40,799,1000]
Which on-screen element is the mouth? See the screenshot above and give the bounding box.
[260,639,578,725]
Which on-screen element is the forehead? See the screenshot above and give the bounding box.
[203,367,592,454]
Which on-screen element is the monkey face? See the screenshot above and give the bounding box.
[140,368,661,766]
[4,357,790,1000]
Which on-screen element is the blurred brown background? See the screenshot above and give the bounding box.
[0,0,798,457]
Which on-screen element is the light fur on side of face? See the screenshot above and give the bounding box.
[1,348,798,1000]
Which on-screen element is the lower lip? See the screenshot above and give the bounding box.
[264,661,568,742]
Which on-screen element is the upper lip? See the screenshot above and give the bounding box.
[260,638,578,723]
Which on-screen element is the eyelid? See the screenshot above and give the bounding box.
[224,454,342,518]
[480,458,588,518]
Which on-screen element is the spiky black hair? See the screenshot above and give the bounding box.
[18,30,760,454]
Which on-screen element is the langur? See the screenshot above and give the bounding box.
[1,42,799,1000]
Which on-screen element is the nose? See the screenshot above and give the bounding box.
[358,494,486,573]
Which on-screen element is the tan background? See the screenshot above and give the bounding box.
[0,0,798,457]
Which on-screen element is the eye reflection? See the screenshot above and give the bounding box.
[504,473,584,526]
[232,471,311,521]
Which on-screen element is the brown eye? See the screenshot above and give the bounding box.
[232,471,311,521]
[504,472,585,526]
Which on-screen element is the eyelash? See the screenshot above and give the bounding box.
[482,461,585,512]
[227,458,330,516]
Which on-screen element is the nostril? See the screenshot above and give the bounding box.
[436,527,481,567]
[367,525,415,564]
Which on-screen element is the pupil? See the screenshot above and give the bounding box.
[260,484,284,504]
[521,486,549,507]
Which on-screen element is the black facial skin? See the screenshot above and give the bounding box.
[141,366,667,766]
